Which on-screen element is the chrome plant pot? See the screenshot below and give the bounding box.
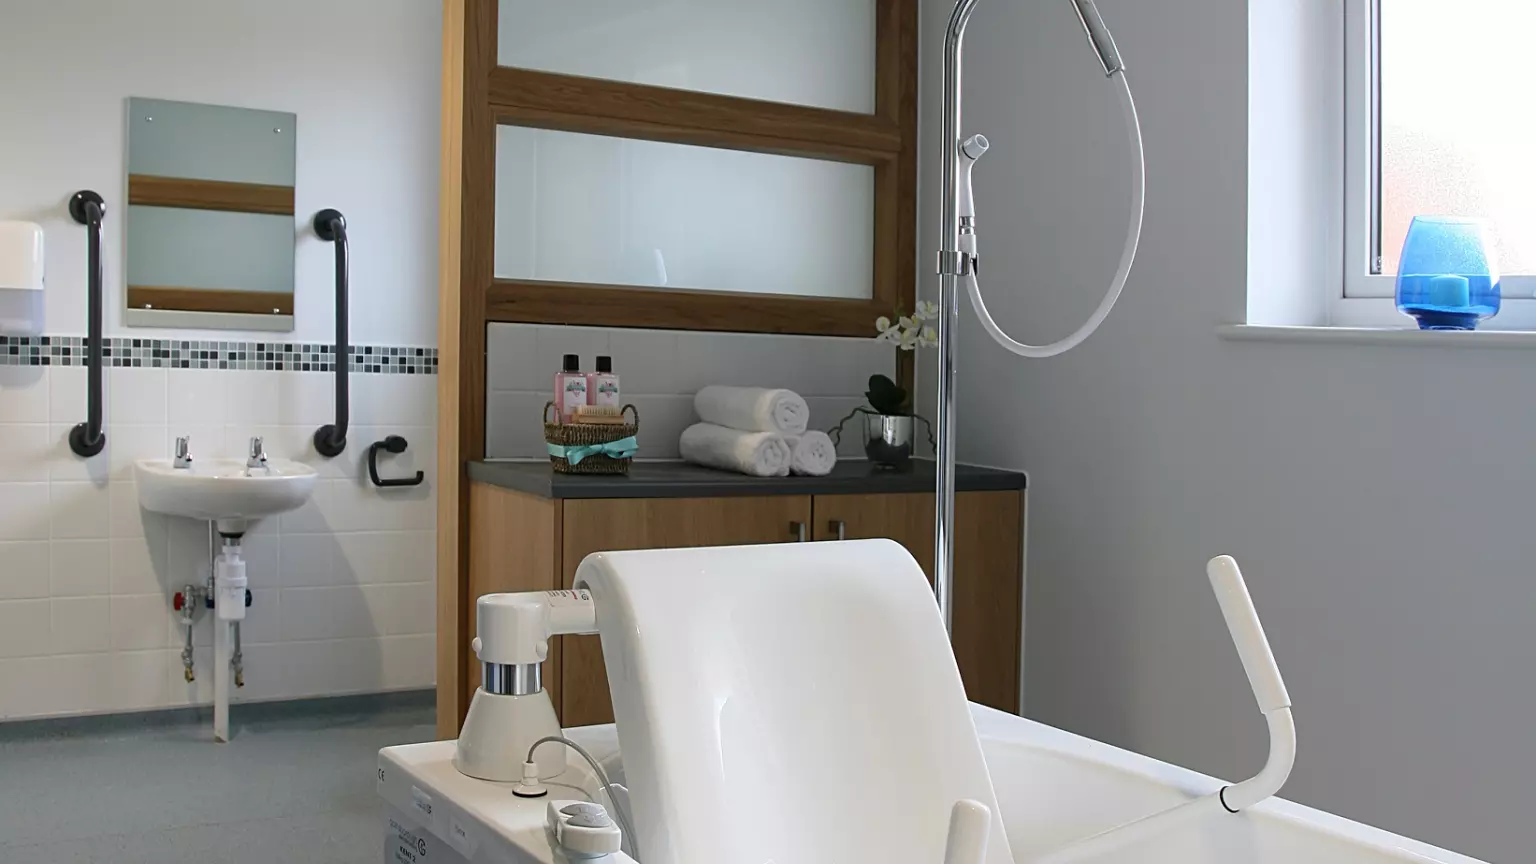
[864,414,914,469]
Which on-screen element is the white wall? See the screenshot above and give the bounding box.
[919,1,1526,860]
[0,0,439,346]
[0,0,441,721]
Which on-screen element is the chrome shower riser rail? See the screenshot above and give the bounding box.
[933,0,1126,633]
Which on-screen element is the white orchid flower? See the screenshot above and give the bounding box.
[899,316,916,330]
[916,300,940,320]
[875,316,892,332]
[876,325,902,344]
[898,329,919,351]
[920,326,938,347]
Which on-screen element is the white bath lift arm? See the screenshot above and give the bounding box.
[1031,557,1296,863]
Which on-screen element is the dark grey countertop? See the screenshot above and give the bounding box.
[467,459,1026,500]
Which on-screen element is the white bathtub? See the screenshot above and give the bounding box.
[972,705,1483,863]
[378,705,1487,864]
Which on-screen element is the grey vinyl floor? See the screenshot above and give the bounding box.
[0,694,436,864]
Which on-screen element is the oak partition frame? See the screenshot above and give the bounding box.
[437,0,919,736]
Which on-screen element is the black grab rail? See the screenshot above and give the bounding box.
[68,191,107,459]
[312,209,349,458]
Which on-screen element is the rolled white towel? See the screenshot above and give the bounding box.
[679,423,792,477]
[694,386,809,435]
[787,431,838,477]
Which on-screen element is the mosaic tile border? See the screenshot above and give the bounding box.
[0,336,438,374]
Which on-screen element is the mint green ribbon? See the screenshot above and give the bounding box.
[549,436,639,466]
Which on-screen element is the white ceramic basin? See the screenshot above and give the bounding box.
[134,458,318,524]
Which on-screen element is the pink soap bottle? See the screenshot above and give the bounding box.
[555,353,588,421]
[588,355,620,408]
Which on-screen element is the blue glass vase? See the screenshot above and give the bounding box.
[1395,216,1500,331]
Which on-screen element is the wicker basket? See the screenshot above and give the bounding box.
[543,402,640,475]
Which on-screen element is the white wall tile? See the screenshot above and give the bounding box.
[333,531,435,587]
[224,642,286,702]
[606,328,680,396]
[628,395,696,460]
[110,481,161,539]
[377,634,436,690]
[49,368,100,425]
[278,480,333,534]
[48,653,118,717]
[0,367,49,423]
[0,370,439,720]
[0,424,51,481]
[806,396,884,458]
[223,370,281,426]
[0,599,51,658]
[106,425,170,481]
[279,583,430,641]
[107,649,172,711]
[355,371,437,427]
[277,371,336,427]
[356,481,435,533]
[0,656,60,719]
[279,533,337,587]
[166,369,228,429]
[174,424,226,465]
[51,539,109,597]
[485,391,549,459]
[165,517,211,589]
[110,535,164,596]
[0,542,50,600]
[277,638,381,696]
[533,326,610,388]
[0,483,50,541]
[51,597,111,654]
[278,635,433,696]
[485,325,894,459]
[110,594,171,650]
[47,423,110,483]
[108,368,167,425]
[241,534,281,588]
[50,481,111,540]
[487,323,541,391]
[241,589,281,645]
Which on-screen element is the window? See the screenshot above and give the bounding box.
[1344,0,1536,322]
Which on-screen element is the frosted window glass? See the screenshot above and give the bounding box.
[1381,0,1536,275]
[494,126,875,300]
[497,0,877,114]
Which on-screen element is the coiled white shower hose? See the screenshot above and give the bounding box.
[963,72,1144,358]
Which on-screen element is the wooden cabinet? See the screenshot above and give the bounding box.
[461,482,1024,730]
[559,496,813,726]
[812,492,1021,712]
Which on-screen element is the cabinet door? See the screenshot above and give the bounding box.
[813,491,1022,713]
[560,495,815,727]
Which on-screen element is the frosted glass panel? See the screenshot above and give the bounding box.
[497,0,877,114]
[494,126,874,300]
[1381,0,1536,275]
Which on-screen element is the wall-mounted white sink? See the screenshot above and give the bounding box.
[135,458,318,529]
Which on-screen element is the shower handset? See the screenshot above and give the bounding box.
[955,0,1146,360]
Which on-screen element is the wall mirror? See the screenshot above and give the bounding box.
[124,97,297,331]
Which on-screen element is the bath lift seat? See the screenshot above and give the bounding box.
[574,538,1014,864]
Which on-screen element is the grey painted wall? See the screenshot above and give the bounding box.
[918,1,1528,860]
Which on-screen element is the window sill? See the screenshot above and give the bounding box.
[1218,324,1536,349]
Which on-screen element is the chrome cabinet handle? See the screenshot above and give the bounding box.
[789,522,808,543]
[829,520,847,541]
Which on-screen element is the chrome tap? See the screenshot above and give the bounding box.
[173,436,193,469]
[246,436,269,473]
